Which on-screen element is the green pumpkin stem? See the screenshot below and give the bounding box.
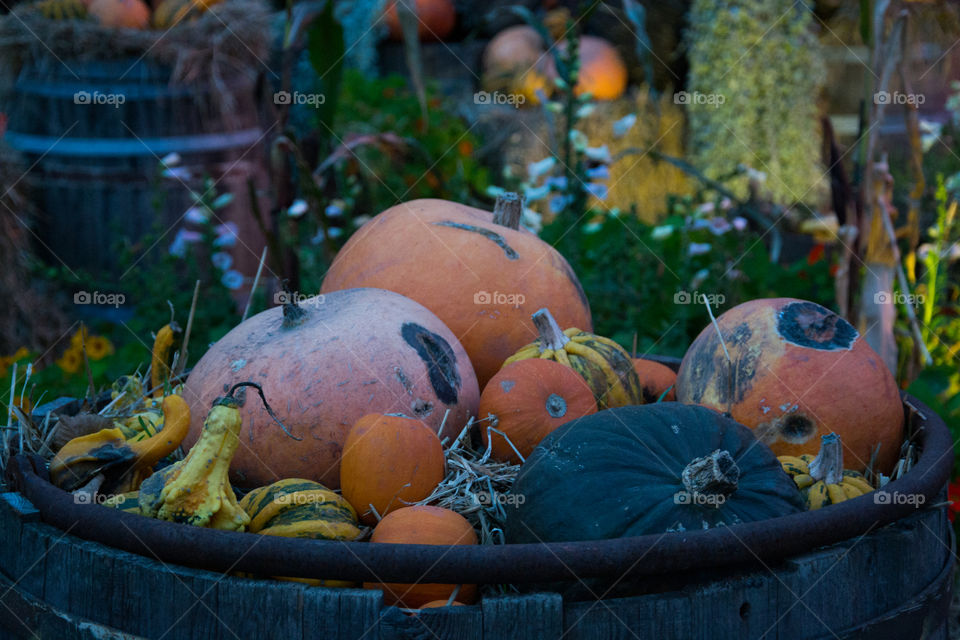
[493,192,523,229]
[808,433,843,485]
[532,308,570,352]
[682,449,740,504]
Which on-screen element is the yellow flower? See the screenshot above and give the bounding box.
[86,336,114,361]
[10,347,29,362]
[70,327,90,348]
[57,347,83,375]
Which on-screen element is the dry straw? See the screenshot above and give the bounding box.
[0,1,272,119]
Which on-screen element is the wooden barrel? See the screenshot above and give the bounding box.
[0,489,951,639]
[2,56,263,276]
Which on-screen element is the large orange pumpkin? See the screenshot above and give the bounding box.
[341,413,446,524]
[384,0,455,41]
[541,35,628,100]
[88,0,150,28]
[675,298,904,473]
[181,288,479,488]
[365,505,478,608]
[479,359,597,462]
[632,358,677,403]
[320,197,592,389]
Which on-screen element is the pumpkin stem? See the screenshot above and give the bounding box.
[681,449,740,505]
[493,192,523,230]
[280,282,307,329]
[808,433,843,485]
[532,308,570,351]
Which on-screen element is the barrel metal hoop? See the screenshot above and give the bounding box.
[3,128,264,157]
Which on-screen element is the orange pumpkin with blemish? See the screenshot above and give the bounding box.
[632,358,677,403]
[676,298,904,473]
[365,506,478,608]
[182,288,479,489]
[341,413,446,524]
[479,359,597,463]
[320,198,592,389]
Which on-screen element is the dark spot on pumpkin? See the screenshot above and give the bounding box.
[779,413,816,443]
[777,301,858,351]
[433,221,519,260]
[500,380,516,393]
[411,398,434,418]
[545,393,567,418]
[401,322,461,405]
[394,367,413,395]
[727,322,752,347]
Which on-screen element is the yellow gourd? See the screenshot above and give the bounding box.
[138,382,297,531]
[150,322,182,397]
[503,308,643,409]
[50,395,191,494]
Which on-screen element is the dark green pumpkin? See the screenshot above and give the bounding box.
[505,403,804,543]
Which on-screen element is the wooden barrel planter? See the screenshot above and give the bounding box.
[0,386,953,638]
[2,56,263,276]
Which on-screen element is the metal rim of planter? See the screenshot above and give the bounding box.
[6,391,953,586]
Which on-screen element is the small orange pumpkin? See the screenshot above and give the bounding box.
[384,0,455,41]
[479,359,597,463]
[340,413,446,524]
[541,35,628,100]
[365,506,478,608]
[419,600,465,609]
[88,0,150,28]
[632,358,677,403]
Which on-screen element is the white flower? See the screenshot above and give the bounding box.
[586,183,608,201]
[160,152,181,167]
[720,198,733,210]
[325,201,345,218]
[651,225,674,240]
[549,195,570,214]
[287,199,309,218]
[522,208,542,233]
[583,221,603,234]
[920,119,943,153]
[328,227,343,239]
[485,185,507,198]
[732,216,748,231]
[707,217,732,236]
[612,113,637,138]
[184,207,208,224]
[212,193,234,210]
[585,165,610,180]
[211,252,233,271]
[576,103,596,119]
[353,215,371,227]
[524,183,551,202]
[696,201,716,214]
[169,229,201,257]
[221,270,244,290]
[527,157,556,180]
[690,268,710,289]
[213,222,238,248]
[569,130,589,152]
[584,145,612,164]
[162,167,192,181]
[688,242,712,256]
